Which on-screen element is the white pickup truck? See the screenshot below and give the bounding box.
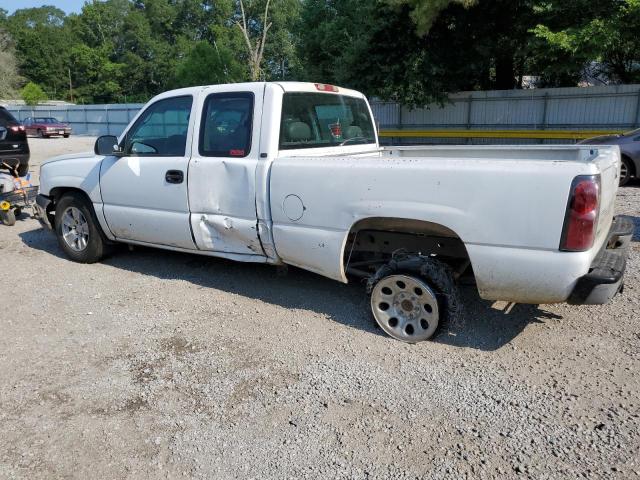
[35,82,633,342]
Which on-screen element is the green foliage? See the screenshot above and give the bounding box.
[174,41,246,87]
[0,30,23,99]
[1,0,638,106]
[532,0,640,84]
[387,0,476,36]
[20,81,47,105]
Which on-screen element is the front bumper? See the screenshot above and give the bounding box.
[34,194,53,230]
[568,215,634,305]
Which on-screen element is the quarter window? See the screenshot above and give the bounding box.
[199,92,253,157]
[123,96,192,156]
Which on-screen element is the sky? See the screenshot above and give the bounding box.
[0,0,85,15]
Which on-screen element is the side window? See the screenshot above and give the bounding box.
[199,92,253,157]
[124,96,192,156]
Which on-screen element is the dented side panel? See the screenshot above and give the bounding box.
[187,83,267,257]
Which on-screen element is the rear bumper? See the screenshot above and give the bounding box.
[568,216,634,305]
[34,194,53,230]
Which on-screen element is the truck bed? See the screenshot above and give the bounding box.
[269,144,620,303]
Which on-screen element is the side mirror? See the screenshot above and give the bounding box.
[94,135,122,156]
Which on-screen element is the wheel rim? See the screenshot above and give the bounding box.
[620,161,629,182]
[61,207,89,252]
[371,274,439,342]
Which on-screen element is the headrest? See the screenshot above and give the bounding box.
[345,125,363,139]
[287,121,311,141]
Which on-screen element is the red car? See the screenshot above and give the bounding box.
[22,117,72,138]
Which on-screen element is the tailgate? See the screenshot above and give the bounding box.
[592,146,620,246]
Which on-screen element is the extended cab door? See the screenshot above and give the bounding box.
[187,83,266,257]
[100,94,196,249]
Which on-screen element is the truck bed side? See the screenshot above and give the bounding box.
[268,145,620,304]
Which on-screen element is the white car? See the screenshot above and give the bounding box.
[34,82,633,342]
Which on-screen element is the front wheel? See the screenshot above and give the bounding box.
[54,193,109,263]
[63,134,70,138]
[367,256,461,342]
[37,129,44,138]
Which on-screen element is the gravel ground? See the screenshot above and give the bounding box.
[1,137,639,479]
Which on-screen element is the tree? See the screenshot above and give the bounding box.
[21,81,47,105]
[0,31,22,99]
[532,0,640,84]
[387,0,476,35]
[5,6,76,98]
[235,0,273,81]
[174,41,245,87]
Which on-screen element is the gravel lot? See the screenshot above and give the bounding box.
[1,137,639,479]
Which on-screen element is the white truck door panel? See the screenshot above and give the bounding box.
[100,94,196,249]
[188,84,266,256]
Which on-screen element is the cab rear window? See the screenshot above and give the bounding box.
[279,93,376,150]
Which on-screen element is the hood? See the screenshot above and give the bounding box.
[42,151,95,166]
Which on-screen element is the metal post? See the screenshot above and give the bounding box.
[105,106,110,136]
[634,88,640,128]
[466,95,473,145]
[541,93,549,130]
[540,93,549,145]
[84,107,88,135]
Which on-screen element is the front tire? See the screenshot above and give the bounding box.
[63,134,70,138]
[37,129,44,138]
[54,193,108,263]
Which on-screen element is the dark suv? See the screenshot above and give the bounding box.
[0,107,30,177]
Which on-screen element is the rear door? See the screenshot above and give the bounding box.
[100,94,196,249]
[187,83,266,256]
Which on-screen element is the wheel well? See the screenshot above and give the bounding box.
[46,188,94,225]
[342,217,474,281]
[621,154,637,177]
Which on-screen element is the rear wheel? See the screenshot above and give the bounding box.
[63,134,70,138]
[619,157,633,186]
[37,129,45,138]
[367,256,461,343]
[54,193,109,263]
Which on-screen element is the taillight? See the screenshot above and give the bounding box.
[10,126,25,132]
[315,83,339,93]
[560,175,600,251]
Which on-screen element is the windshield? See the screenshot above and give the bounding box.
[279,92,376,150]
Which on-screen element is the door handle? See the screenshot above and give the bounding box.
[165,170,184,184]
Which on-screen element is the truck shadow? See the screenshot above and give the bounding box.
[20,228,569,352]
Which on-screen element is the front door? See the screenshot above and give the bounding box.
[100,95,196,249]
